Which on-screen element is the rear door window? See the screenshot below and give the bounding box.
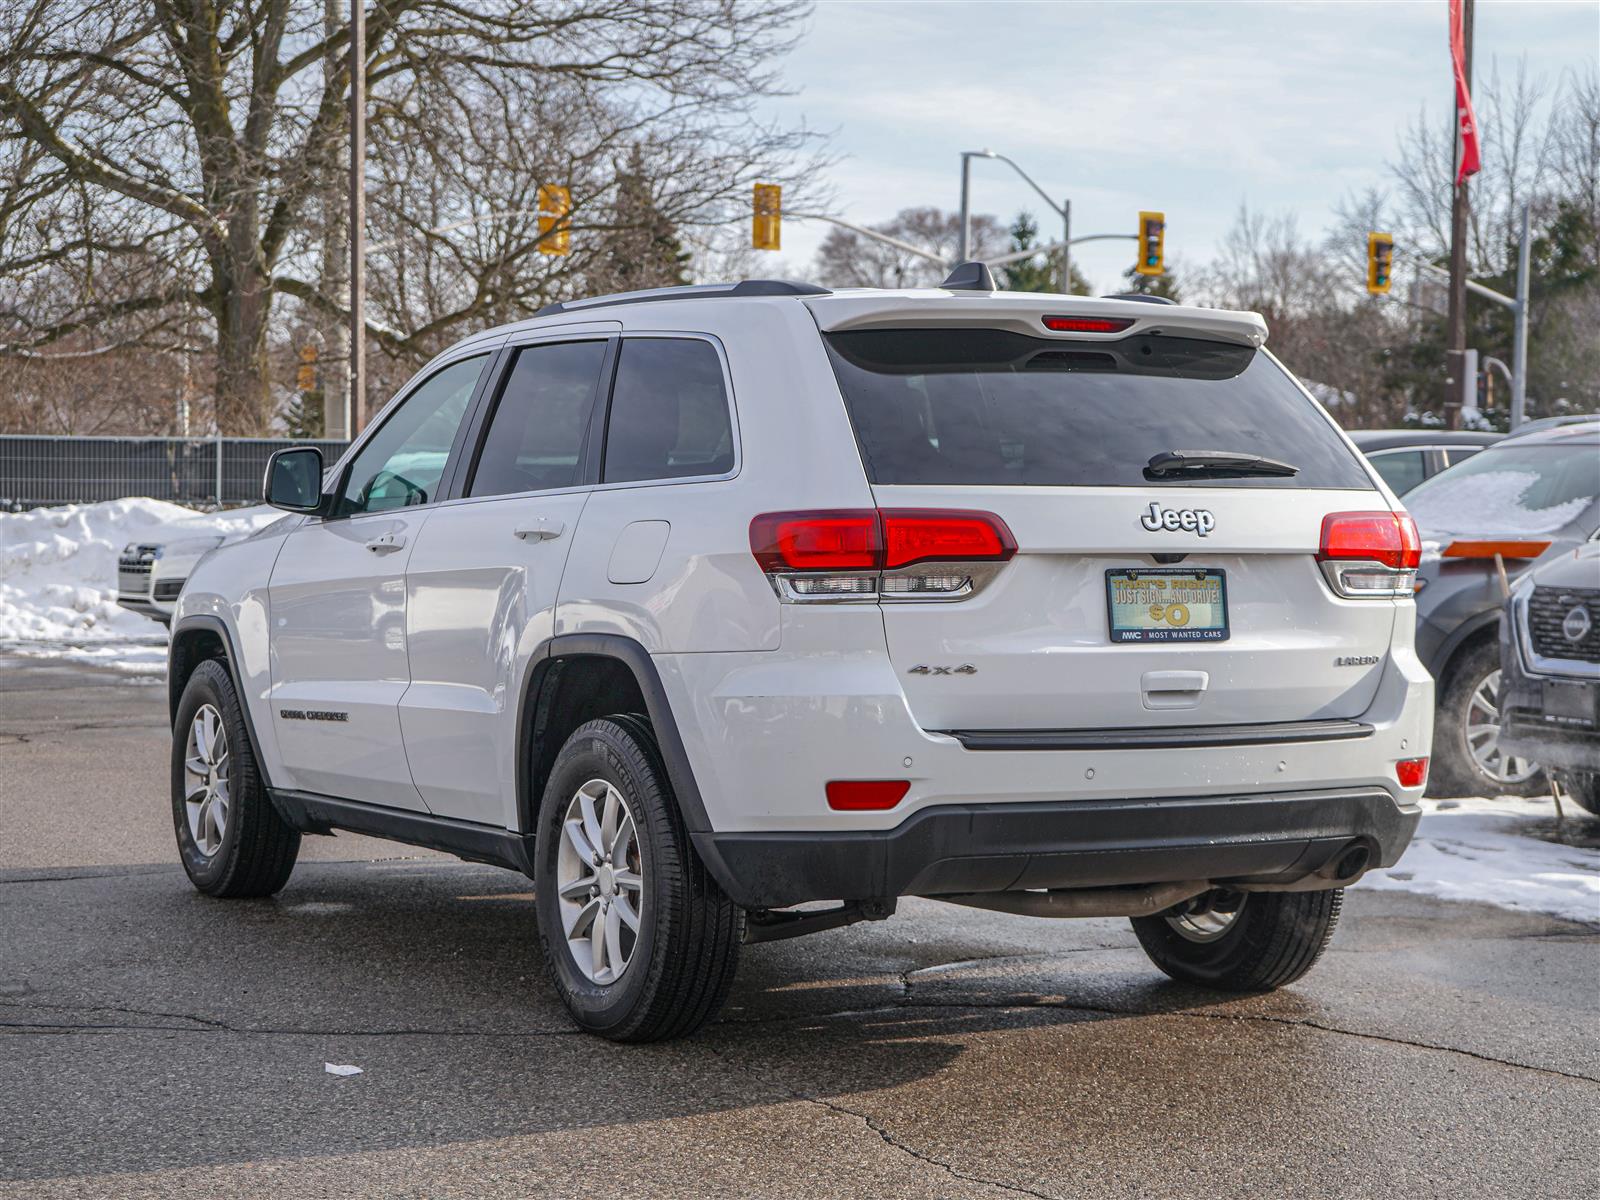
[468,340,609,498]
[823,328,1373,490]
[1368,449,1427,495]
[602,338,735,484]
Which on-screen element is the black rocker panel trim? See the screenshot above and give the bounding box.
[269,789,534,875]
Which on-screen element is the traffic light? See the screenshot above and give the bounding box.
[537,184,571,256]
[752,183,781,251]
[1135,211,1165,276]
[1366,232,1394,294]
[296,344,318,393]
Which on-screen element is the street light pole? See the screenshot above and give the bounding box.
[958,150,989,262]
[1061,198,1072,293]
[348,0,366,435]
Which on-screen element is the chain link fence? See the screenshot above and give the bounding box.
[0,435,349,511]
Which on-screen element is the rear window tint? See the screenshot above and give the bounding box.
[823,329,1373,490]
[602,338,734,484]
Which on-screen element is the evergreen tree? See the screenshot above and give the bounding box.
[1120,261,1182,301]
[605,145,692,291]
[1002,212,1091,294]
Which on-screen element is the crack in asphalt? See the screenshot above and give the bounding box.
[803,1093,1061,1200]
[0,999,580,1040]
[697,1034,1058,1199]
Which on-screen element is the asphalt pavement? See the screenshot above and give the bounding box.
[1,652,1596,1199]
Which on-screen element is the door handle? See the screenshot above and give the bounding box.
[513,519,565,542]
[1141,670,1208,711]
[365,532,406,553]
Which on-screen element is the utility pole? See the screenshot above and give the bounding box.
[348,0,366,434]
[1511,202,1531,428]
[321,0,349,440]
[1444,0,1474,429]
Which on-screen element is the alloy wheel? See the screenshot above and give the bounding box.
[555,779,644,985]
[183,703,231,856]
[1464,668,1541,787]
[1165,892,1246,943]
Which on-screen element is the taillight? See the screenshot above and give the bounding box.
[749,510,880,572]
[750,508,1015,602]
[1041,315,1135,334]
[1317,511,1420,598]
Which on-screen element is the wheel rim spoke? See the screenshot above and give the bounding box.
[556,776,644,986]
[614,893,641,932]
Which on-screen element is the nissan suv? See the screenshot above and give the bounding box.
[166,271,1433,1041]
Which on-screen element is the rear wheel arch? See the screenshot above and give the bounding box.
[517,635,713,842]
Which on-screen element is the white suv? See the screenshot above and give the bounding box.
[167,269,1433,1041]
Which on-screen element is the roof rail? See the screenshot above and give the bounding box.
[1102,293,1177,305]
[536,279,829,317]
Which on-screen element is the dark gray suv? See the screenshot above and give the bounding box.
[1404,420,1600,796]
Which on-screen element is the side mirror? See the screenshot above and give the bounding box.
[263,446,327,513]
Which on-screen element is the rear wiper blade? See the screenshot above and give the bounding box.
[1144,449,1299,479]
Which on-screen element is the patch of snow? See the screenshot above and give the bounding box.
[0,499,277,673]
[1408,469,1590,540]
[1361,795,1600,925]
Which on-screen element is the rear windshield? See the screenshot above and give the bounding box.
[823,328,1373,489]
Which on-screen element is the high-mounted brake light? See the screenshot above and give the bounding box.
[750,509,1015,602]
[1442,539,1551,560]
[1317,511,1420,598]
[1041,315,1134,334]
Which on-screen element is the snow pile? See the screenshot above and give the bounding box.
[0,499,277,659]
[1361,795,1600,925]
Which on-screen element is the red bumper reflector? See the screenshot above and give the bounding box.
[826,780,910,811]
[1042,315,1134,334]
[1395,757,1429,789]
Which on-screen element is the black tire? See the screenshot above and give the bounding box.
[170,659,300,897]
[533,715,741,1042]
[1561,772,1600,818]
[1429,639,1546,798]
[1131,889,1342,991]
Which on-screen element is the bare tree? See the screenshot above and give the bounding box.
[812,207,1007,289]
[0,0,815,434]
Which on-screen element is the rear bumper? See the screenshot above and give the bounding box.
[694,787,1421,909]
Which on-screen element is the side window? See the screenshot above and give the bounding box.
[602,338,734,484]
[468,340,608,498]
[339,355,486,516]
[1369,449,1426,496]
[1443,447,1483,467]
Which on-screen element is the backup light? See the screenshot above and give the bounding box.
[1041,315,1134,334]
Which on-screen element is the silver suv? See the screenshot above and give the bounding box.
[166,270,1433,1040]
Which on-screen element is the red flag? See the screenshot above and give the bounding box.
[1449,0,1481,184]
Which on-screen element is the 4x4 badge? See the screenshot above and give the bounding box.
[908,664,977,676]
[1140,502,1216,537]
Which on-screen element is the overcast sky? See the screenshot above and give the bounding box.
[756,0,1599,290]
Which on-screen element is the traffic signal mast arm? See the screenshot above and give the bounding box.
[786,212,1139,273]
